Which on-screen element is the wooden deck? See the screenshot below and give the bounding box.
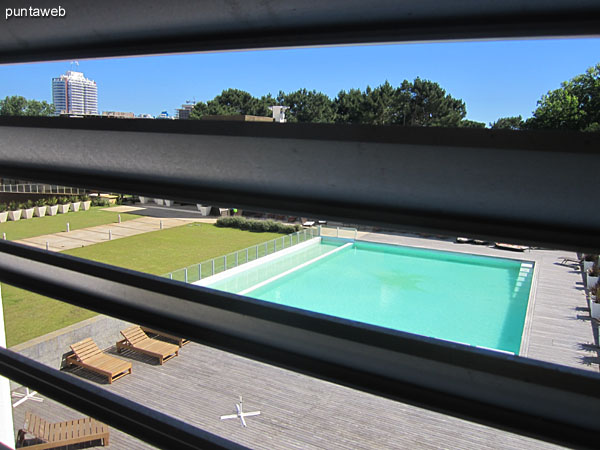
[12,233,596,449]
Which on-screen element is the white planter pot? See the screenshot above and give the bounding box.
[58,204,70,214]
[0,211,7,223]
[71,201,81,212]
[196,204,211,216]
[34,206,47,217]
[8,210,21,221]
[587,275,599,290]
[81,201,91,211]
[48,205,59,216]
[154,198,164,206]
[139,196,148,204]
[164,199,173,207]
[23,208,34,219]
[591,299,600,320]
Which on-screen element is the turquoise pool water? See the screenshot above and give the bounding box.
[204,238,533,354]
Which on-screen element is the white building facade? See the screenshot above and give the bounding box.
[52,71,98,115]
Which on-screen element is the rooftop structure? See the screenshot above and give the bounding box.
[176,102,196,120]
[200,114,273,122]
[102,111,135,119]
[269,105,289,123]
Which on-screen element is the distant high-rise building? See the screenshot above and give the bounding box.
[52,70,98,115]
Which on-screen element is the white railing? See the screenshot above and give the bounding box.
[0,184,88,194]
[319,225,358,240]
[165,227,321,283]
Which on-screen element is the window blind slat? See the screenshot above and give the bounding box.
[1,0,599,63]
[1,118,599,251]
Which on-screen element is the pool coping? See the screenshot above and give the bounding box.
[519,260,539,357]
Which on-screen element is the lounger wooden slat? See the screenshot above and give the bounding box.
[18,411,109,449]
[67,338,132,384]
[117,325,179,364]
[140,326,189,347]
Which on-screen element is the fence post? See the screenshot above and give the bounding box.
[184,268,188,283]
[160,220,163,230]
[46,241,49,251]
[118,214,121,223]
[66,222,70,232]
[212,259,215,276]
[223,255,226,271]
[246,248,249,263]
[255,245,258,260]
[169,273,173,280]
[199,263,202,281]
[109,229,112,240]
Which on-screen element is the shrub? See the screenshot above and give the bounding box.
[69,195,79,203]
[250,221,268,232]
[0,203,7,212]
[34,199,46,207]
[25,200,34,209]
[46,196,58,206]
[80,194,91,202]
[58,196,69,204]
[215,217,298,234]
[91,197,110,207]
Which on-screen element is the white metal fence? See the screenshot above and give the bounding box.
[165,227,321,283]
[0,184,88,194]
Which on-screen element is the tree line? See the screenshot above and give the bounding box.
[492,63,599,132]
[0,95,54,116]
[191,79,478,128]
[2,62,598,131]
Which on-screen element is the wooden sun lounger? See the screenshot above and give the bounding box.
[141,326,189,347]
[67,338,132,384]
[17,411,109,449]
[494,242,529,252]
[559,256,581,267]
[117,326,180,364]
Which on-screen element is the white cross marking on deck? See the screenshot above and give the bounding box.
[220,396,260,427]
[12,387,43,408]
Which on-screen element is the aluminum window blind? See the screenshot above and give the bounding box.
[1,1,600,448]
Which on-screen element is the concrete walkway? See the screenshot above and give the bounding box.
[14,206,217,251]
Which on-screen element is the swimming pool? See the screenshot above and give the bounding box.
[197,237,534,354]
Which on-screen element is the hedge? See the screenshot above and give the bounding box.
[216,217,301,234]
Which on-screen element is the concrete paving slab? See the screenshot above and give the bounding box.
[13,215,217,251]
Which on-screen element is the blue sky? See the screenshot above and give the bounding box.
[0,38,598,124]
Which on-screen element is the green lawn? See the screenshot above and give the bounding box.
[0,206,141,241]
[2,223,283,346]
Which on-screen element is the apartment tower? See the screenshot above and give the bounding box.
[52,70,98,115]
